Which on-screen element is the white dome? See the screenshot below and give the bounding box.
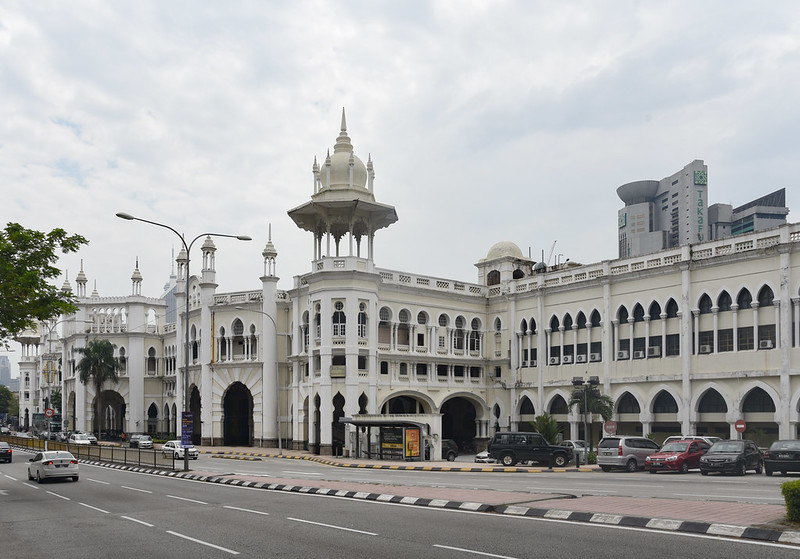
[486,241,524,260]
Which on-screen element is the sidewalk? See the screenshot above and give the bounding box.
[166,446,800,546]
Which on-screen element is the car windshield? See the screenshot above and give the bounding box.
[139,436,151,441]
[660,442,689,452]
[709,442,743,453]
[73,434,88,440]
[770,441,800,451]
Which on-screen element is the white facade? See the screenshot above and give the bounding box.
[24,114,800,453]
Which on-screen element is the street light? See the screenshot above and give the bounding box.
[235,306,281,455]
[572,375,600,464]
[116,212,251,471]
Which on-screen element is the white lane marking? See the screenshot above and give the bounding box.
[23,483,38,489]
[79,502,109,514]
[166,494,208,505]
[87,478,110,485]
[672,493,784,501]
[166,531,240,555]
[121,516,154,527]
[223,505,270,516]
[282,470,322,476]
[433,544,520,558]
[46,491,70,500]
[4,474,18,481]
[287,517,378,536]
[121,485,153,494]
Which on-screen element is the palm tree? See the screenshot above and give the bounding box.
[76,339,120,436]
[568,387,614,421]
[532,412,562,445]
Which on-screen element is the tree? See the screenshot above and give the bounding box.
[51,387,62,413]
[0,384,14,414]
[532,412,562,445]
[569,387,614,421]
[76,339,120,435]
[0,223,88,346]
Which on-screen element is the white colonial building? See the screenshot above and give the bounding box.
[19,112,800,454]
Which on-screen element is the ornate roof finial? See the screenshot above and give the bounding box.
[334,107,353,154]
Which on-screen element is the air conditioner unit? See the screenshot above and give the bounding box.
[549,356,560,365]
[576,354,587,363]
[647,346,661,357]
[759,340,774,349]
[589,353,601,362]
[562,355,573,364]
[617,350,629,360]
[699,345,712,354]
[521,361,527,367]
[531,360,537,367]
[633,350,645,359]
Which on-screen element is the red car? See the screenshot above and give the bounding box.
[645,440,710,473]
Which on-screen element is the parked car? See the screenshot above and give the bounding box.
[474,450,495,463]
[441,439,459,461]
[699,439,762,476]
[68,433,91,446]
[763,440,800,476]
[560,440,589,464]
[128,434,142,448]
[0,441,11,463]
[85,433,98,445]
[662,435,722,446]
[597,436,661,472]
[27,450,79,483]
[645,439,710,473]
[487,432,572,467]
[137,435,153,449]
[162,440,199,460]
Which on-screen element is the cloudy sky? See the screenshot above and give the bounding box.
[2,1,799,373]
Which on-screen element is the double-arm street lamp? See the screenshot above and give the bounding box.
[572,375,600,465]
[234,306,281,455]
[116,212,251,471]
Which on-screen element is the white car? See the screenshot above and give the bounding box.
[162,440,199,460]
[68,433,91,445]
[561,440,589,463]
[474,450,496,463]
[28,450,79,483]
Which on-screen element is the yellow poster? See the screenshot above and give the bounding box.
[404,428,420,458]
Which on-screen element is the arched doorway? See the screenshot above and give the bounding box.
[223,382,253,446]
[440,397,477,451]
[147,403,158,435]
[332,392,345,456]
[190,386,201,446]
[100,390,125,439]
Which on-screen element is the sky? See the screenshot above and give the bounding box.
[2,1,799,376]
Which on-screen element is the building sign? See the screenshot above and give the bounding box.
[696,189,705,242]
[404,428,420,459]
[380,426,403,450]
[181,412,193,446]
[618,213,627,229]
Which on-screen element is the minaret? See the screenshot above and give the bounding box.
[260,224,280,447]
[76,261,88,297]
[61,271,72,294]
[131,257,143,296]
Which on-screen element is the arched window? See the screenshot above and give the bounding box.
[742,387,776,412]
[147,347,157,375]
[576,312,587,329]
[529,318,537,334]
[590,310,601,328]
[232,318,244,336]
[652,391,679,414]
[487,270,501,286]
[698,294,712,314]
[717,291,732,312]
[417,311,428,325]
[358,308,367,338]
[332,301,346,337]
[494,317,502,332]
[520,319,528,334]
[757,286,774,307]
[550,316,560,331]
[470,318,481,351]
[439,313,449,327]
[666,299,679,318]
[633,304,645,322]
[563,314,573,330]
[520,397,535,415]
[617,392,641,414]
[698,389,727,413]
[617,306,629,323]
[737,289,752,310]
[549,396,569,415]
[648,301,662,318]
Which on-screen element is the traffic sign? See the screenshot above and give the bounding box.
[44,408,55,418]
[603,420,618,435]
[734,419,747,433]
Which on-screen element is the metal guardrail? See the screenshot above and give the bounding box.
[1,435,179,470]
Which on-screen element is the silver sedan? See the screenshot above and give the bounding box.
[27,451,79,483]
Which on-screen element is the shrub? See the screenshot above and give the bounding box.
[587,451,597,465]
[782,479,800,522]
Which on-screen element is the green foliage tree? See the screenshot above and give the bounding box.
[0,384,14,414]
[51,387,62,413]
[532,412,562,445]
[76,339,120,435]
[569,386,614,421]
[0,223,88,345]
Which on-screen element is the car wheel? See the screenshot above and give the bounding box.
[553,454,567,467]
[501,453,516,467]
[600,465,611,472]
[737,461,747,476]
[649,468,657,474]
[765,469,773,476]
[72,476,79,482]
[701,470,708,476]
[679,462,689,474]
[27,468,33,481]
[36,471,42,484]
[446,452,456,462]
[755,462,762,475]
[625,459,637,473]
[782,471,788,476]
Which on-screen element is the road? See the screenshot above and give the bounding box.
[191,452,791,505]
[2,449,798,558]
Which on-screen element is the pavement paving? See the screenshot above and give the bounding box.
[133,445,800,546]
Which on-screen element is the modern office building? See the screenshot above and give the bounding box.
[0,355,10,387]
[617,162,788,258]
[19,113,800,455]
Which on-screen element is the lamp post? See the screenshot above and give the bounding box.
[572,375,600,463]
[116,212,251,471]
[235,306,281,455]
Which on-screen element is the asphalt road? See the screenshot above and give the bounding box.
[2,449,799,558]
[192,453,792,505]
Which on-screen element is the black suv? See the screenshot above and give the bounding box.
[487,432,572,467]
[699,439,762,476]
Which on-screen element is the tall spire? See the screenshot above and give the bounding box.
[333,107,353,154]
